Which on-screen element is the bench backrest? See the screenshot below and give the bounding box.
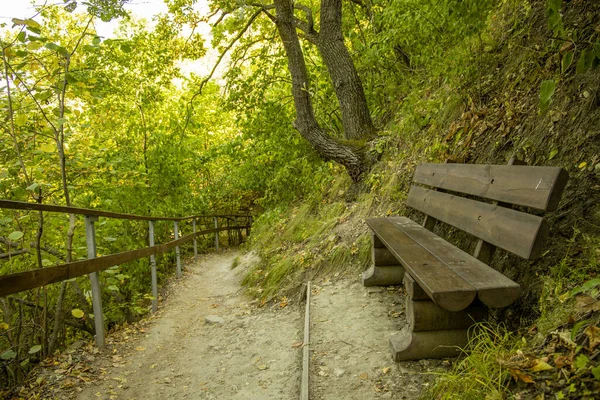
[406,163,569,260]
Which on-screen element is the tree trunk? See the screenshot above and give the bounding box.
[274,0,368,181]
[318,0,375,141]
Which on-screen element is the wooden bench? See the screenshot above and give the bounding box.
[362,159,569,360]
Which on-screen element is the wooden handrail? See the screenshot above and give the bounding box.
[0,199,253,348]
[0,225,249,297]
[0,199,251,221]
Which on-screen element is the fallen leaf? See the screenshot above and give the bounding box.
[291,342,303,348]
[584,325,600,351]
[135,346,145,351]
[382,366,391,374]
[509,368,534,383]
[257,364,268,370]
[530,360,553,372]
[575,295,600,313]
[359,372,368,380]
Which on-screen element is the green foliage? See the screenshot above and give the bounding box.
[539,80,556,112]
[426,323,521,399]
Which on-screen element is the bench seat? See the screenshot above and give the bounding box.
[367,217,521,311]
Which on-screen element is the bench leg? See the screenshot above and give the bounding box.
[362,265,405,286]
[389,325,470,361]
[362,246,405,286]
[406,297,488,332]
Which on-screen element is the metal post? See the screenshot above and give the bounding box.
[85,215,104,348]
[214,217,219,251]
[149,220,158,313]
[192,218,198,259]
[174,221,181,278]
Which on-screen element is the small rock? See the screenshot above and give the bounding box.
[366,287,383,294]
[205,315,225,324]
[333,368,345,377]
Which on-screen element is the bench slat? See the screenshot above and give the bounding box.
[366,218,476,311]
[406,185,549,259]
[413,163,568,211]
[389,217,521,308]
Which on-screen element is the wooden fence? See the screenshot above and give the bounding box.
[0,200,252,347]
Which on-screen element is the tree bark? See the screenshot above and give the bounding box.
[274,0,368,181]
[318,0,375,141]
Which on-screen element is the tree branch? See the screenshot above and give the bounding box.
[182,8,264,136]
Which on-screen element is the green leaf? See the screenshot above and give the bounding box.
[549,148,559,160]
[561,51,573,73]
[120,43,132,53]
[107,285,119,292]
[1,349,16,360]
[26,182,39,191]
[71,309,84,319]
[45,42,59,51]
[539,80,556,111]
[592,365,600,380]
[40,143,55,153]
[17,31,26,43]
[15,114,27,127]
[574,354,589,370]
[576,49,594,74]
[27,41,43,51]
[594,42,600,58]
[8,231,23,241]
[571,320,590,341]
[28,344,42,354]
[92,36,101,46]
[57,118,67,127]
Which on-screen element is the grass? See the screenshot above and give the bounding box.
[230,256,240,269]
[425,323,521,399]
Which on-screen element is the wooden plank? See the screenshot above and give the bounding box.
[413,163,568,211]
[0,199,251,221]
[367,218,476,311]
[390,217,521,308]
[406,185,549,259]
[0,225,249,297]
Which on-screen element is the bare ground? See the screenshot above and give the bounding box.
[22,252,445,400]
[309,278,444,400]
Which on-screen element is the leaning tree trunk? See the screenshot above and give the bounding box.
[318,0,375,141]
[274,0,368,181]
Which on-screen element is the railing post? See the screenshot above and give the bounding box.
[149,220,158,313]
[192,218,198,260]
[246,216,252,238]
[85,215,104,348]
[174,221,181,278]
[214,217,219,251]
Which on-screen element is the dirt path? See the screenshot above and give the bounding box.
[77,251,303,400]
[26,253,445,400]
[309,279,444,400]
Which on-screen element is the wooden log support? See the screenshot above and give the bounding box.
[389,325,469,361]
[362,265,405,287]
[362,237,405,286]
[174,221,181,278]
[149,221,158,313]
[192,218,198,260]
[373,247,400,266]
[406,297,488,332]
[85,215,104,348]
[214,217,219,251]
